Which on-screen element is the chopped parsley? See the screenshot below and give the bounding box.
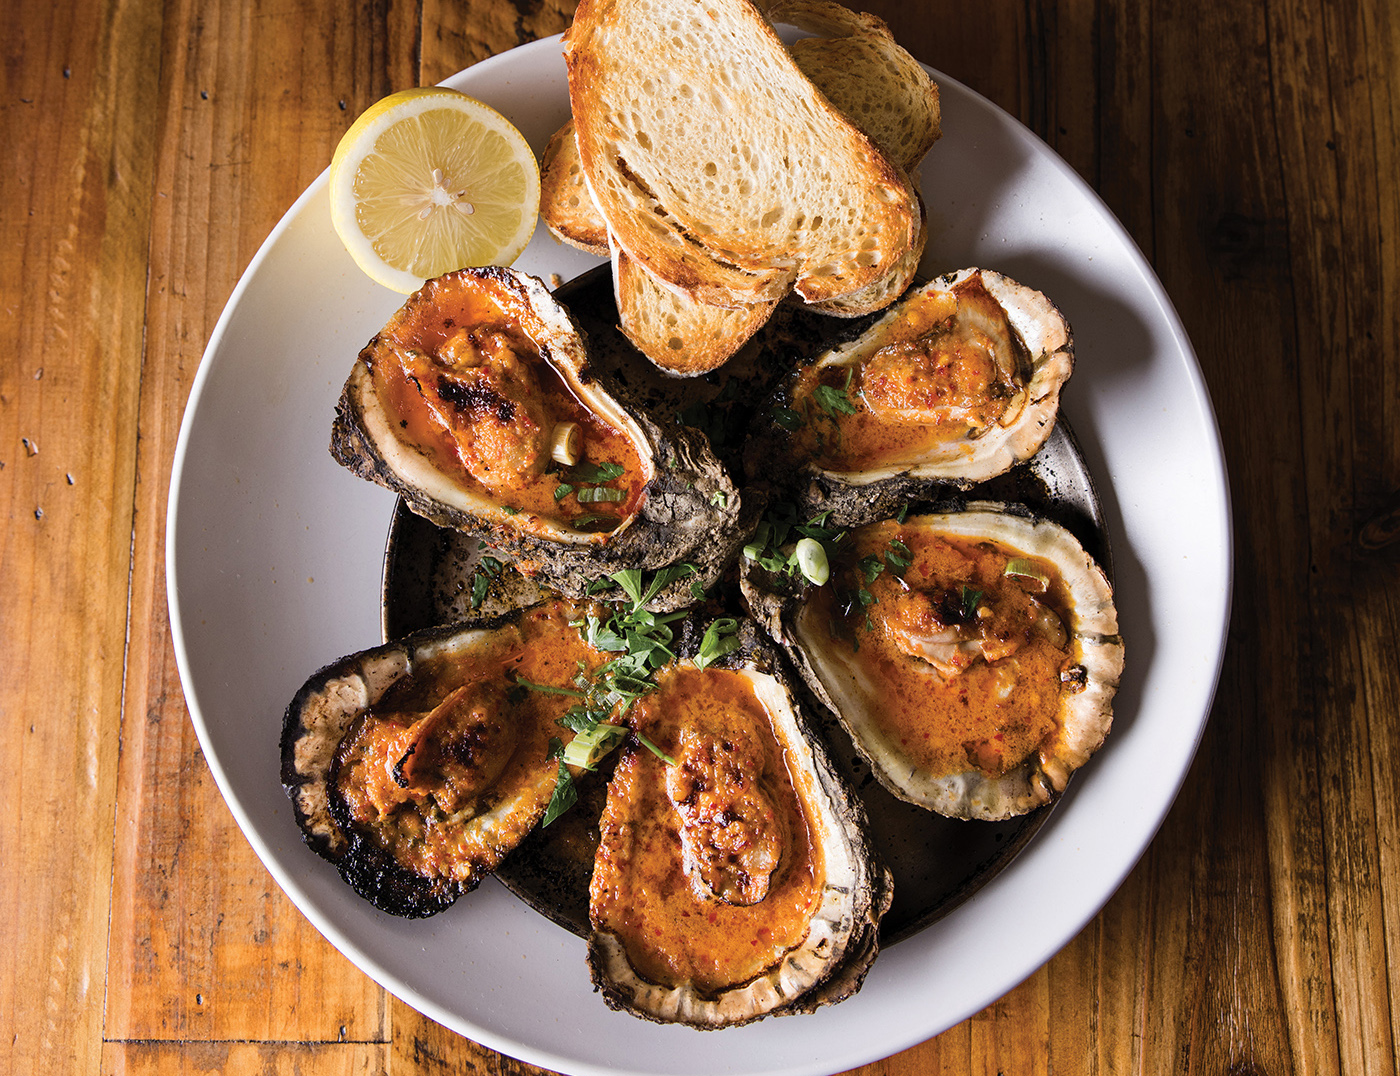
[742,501,848,582]
[468,554,505,611]
[772,406,805,431]
[813,369,858,418]
[530,565,707,825]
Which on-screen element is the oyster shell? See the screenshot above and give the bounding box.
[742,503,1122,820]
[330,266,745,609]
[745,268,1074,523]
[280,598,612,917]
[587,623,890,1027]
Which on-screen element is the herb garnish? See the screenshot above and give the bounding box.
[813,369,857,418]
[528,565,708,824]
[469,554,505,611]
[694,617,742,669]
[741,501,847,581]
[772,405,805,431]
[552,460,626,511]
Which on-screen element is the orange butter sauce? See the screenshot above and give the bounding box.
[802,522,1073,779]
[788,273,1019,472]
[589,667,824,993]
[363,274,647,530]
[335,602,610,881]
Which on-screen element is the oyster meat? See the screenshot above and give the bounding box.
[745,269,1074,523]
[280,599,613,917]
[588,625,890,1027]
[742,504,1123,820]
[331,266,745,609]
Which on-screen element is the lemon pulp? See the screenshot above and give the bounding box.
[330,88,540,293]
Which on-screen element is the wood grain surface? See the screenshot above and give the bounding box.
[2,0,1397,1073]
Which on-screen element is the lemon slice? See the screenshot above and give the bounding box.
[330,87,541,293]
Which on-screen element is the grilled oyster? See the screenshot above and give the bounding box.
[331,267,745,609]
[588,624,890,1027]
[280,599,613,917]
[742,504,1122,820]
[745,269,1074,523]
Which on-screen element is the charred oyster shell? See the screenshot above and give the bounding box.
[742,504,1122,820]
[745,269,1074,524]
[587,623,890,1027]
[280,599,612,917]
[330,266,745,609]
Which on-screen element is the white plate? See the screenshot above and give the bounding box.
[168,33,1230,1076]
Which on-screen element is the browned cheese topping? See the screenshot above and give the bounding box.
[789,271,1027,472]
[589,667,823,993]
[363,273,647,530]
[808,521,1077,778]
[333,603,611,883]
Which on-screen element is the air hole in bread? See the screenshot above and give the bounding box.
[761,208,781,228]
[667,336,683,350]
[704,162,717,177]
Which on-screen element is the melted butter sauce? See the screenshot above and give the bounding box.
[335,602,610,882]
[364,273,647,533]
[788,273,1022,472]
[806,522,1074,778]
[589,668,824,994]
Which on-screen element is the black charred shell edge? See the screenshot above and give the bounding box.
[586,619,893,1025]
[279,607,544,918]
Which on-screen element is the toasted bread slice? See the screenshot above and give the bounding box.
[613,239,779,375]
[539,122,608,256]
[542,27,939,254]
[563,0,918,307]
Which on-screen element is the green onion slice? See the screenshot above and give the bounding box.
[561,723,628,770]
[795,537,830,585]
[1004,557,1050,589]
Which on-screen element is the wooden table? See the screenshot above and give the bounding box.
[4,0,1398,1072]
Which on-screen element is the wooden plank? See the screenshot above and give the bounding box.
[1338,0,1400,1060]
[103,1040,387,1076]
[103,0,402,1042]
[419,0,579,83]
[1274,0,1400,1069]
[390,997,560,1076]
[0,0,161,1070]
[852,0,1030,124]
[1138,0,1337,1071]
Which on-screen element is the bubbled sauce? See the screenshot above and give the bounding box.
[589,667,824,993]
[788,272,1024,473]
[801,521,1075,779]
[334,602,611,884]
[363,273,647,531]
